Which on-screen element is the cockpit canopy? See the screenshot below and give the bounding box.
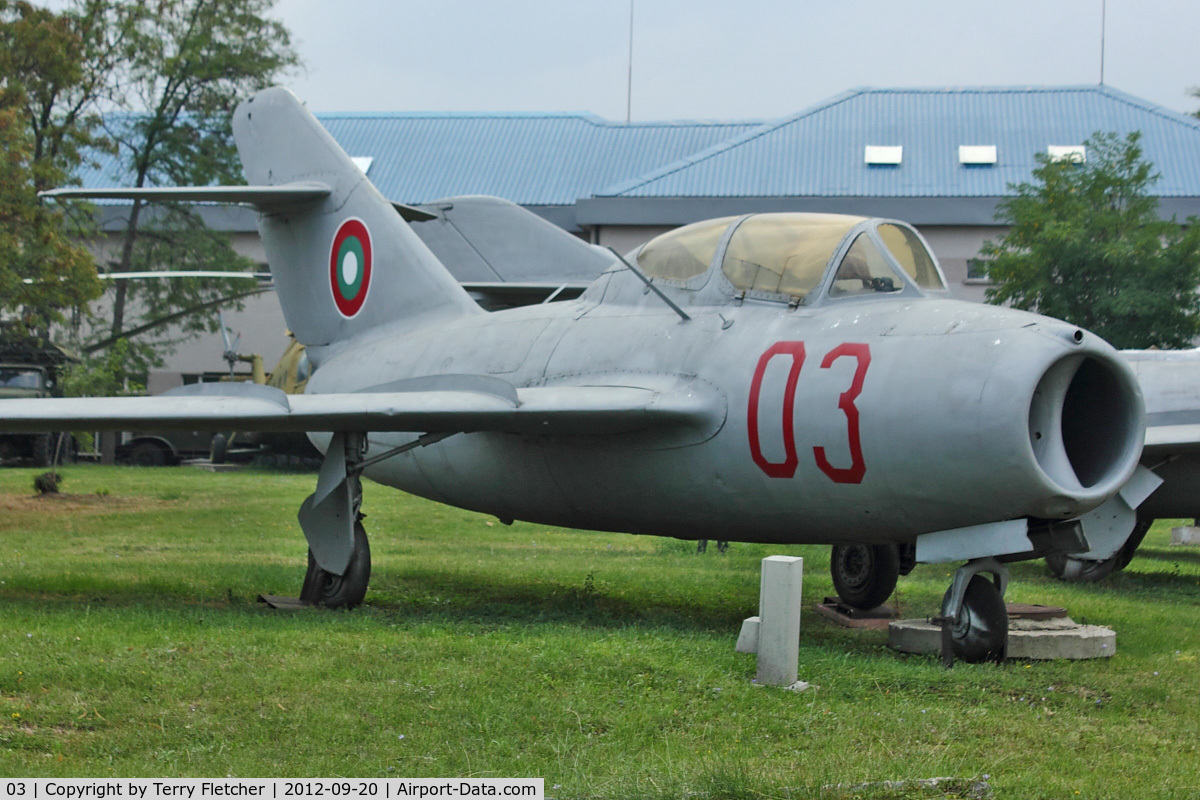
[635,213,945,304]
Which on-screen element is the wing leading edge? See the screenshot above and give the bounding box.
[0,375,725,438]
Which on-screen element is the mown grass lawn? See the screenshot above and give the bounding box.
[0,465,1199,798]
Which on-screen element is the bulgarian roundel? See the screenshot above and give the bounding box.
[329,218,372,318]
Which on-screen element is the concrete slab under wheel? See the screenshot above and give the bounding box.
[1171,526,1200,546]
[889,606,1114,660]
[814,596,898,629]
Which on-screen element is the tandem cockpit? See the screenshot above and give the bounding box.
[624,213,948,308]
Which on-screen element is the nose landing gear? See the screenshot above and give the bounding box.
[936,557,1009,666]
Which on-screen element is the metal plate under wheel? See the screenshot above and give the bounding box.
[257,594,312,610]
[814,596,899,629]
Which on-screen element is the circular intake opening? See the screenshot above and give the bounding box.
[1029,354,1141,492]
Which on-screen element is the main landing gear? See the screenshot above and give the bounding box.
[281,430,453,610]
[830,542,903,610]
[290,430,373,609]
[301,519,371,608]
[1045,515,1153,583]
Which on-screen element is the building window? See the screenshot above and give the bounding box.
[965,258,991,284]
[1047,145,1086,164]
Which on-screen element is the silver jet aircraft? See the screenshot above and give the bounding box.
[5,87,1183,663]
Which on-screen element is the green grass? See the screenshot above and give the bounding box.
[1,466,1200,798]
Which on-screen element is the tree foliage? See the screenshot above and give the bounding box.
[0,0,298,380]
[0,1,106,340]
[982,131,1200,349]
[101,0,299,373]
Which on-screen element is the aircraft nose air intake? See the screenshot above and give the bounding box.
[1028,350,1144,508]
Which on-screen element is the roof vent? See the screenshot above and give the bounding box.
[1047,146,1086,164]
[959,145,997,165]
[864,145,903,166]
[351,156,374,175]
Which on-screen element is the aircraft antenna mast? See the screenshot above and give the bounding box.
[626,0,634,123]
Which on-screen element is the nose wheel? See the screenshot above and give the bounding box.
[937,557,1008,665]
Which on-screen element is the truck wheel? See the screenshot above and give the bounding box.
[210,433,229,464]
[129,441,168,467]
[31,434,52,467]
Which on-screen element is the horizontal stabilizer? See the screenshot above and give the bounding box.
[0,379,721,436]
[42,185,437,221]
[39,183,331,208]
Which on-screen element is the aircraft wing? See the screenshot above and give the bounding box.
[0,376,723,437]
[1124,349,1200,458]
[1143,414,1200,457]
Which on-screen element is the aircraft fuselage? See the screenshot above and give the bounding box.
[307,270,1141,545]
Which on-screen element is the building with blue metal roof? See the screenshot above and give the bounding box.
[78,85,1200,384]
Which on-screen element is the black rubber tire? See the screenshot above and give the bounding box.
[210,433,229,465]
[302,522,371,609]
[129,441,168,467]
[1113,516,1153,571]
[1046,516,1153,582]
[31,434,52,468]
[942,575,1008,663]
[830,542,900,610]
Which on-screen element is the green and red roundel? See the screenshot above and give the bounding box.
[329,218,372,318]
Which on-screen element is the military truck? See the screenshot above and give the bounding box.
[0,337,77,466]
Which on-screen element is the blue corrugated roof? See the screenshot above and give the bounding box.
[600,86,1200,199]
[74,86,1200,208]
[75,112,765,206]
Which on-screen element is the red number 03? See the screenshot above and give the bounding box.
[747,341,871,484]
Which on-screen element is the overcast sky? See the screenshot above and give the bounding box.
[270,0,1200,121]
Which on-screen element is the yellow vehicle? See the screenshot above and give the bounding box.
[210,334,317,463]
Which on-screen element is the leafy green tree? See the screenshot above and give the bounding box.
[982,131,1200,349]
[0,1,106,341]
[99,0,299,375]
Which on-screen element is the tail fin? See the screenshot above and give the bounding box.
[232,87,482,347]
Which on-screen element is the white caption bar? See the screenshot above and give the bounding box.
[1,780,544,800]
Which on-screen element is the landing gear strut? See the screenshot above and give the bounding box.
[288,430,454,609]
[295,431,373,609]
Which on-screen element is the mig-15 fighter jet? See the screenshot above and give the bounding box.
[6,87,1185,663]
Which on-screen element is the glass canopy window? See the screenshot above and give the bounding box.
[877,224,945,290]
[829,234,904,297]
[721,213,862,300]
[636,216,736,282]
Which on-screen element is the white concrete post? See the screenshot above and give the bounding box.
[755,555,803,686]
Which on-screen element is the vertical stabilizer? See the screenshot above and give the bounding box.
[232,87,482,347]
